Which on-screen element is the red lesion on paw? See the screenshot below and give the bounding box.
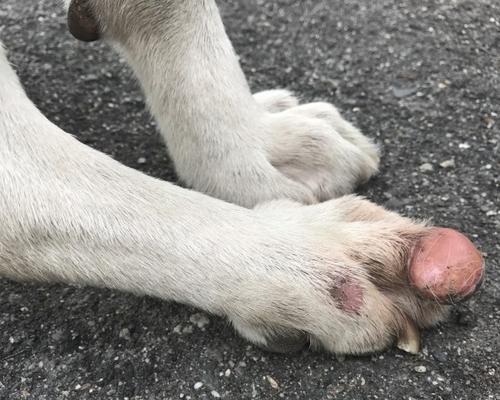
[408,228,485,304]
[329,276,364,315]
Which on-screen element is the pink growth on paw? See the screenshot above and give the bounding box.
[329,276,364,315]
[409,228,485,304]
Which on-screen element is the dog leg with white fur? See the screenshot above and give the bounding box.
[65,0,379,207]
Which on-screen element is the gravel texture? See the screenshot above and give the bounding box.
[0,0,499,399]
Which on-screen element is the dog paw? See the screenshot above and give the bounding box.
[172,90,379,207]
[254,91,380,201]
[232,197,484,354]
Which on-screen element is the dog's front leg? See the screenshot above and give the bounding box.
[64,0,380,207]
[0,42,287,320]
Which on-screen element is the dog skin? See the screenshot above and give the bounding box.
[0,0,485,356]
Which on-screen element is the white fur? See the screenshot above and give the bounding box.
[0,1,448,355]
[84,0,380,207]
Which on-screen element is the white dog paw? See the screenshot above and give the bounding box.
[230,197,484,354]
[177,90,380,207]
[288,102,381,170]
[258,96,380,201]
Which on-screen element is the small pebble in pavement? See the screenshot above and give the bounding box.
[440,159,456,169]
[420,163,434,172]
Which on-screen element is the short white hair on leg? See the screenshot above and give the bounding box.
[0,39,7,60]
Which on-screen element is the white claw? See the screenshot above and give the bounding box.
[397,319,421,354]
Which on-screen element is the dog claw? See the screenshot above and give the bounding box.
[397,318,421,354]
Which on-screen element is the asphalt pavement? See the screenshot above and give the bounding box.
[0,0,499,399]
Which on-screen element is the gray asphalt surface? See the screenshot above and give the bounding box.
[0,0,499,399]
